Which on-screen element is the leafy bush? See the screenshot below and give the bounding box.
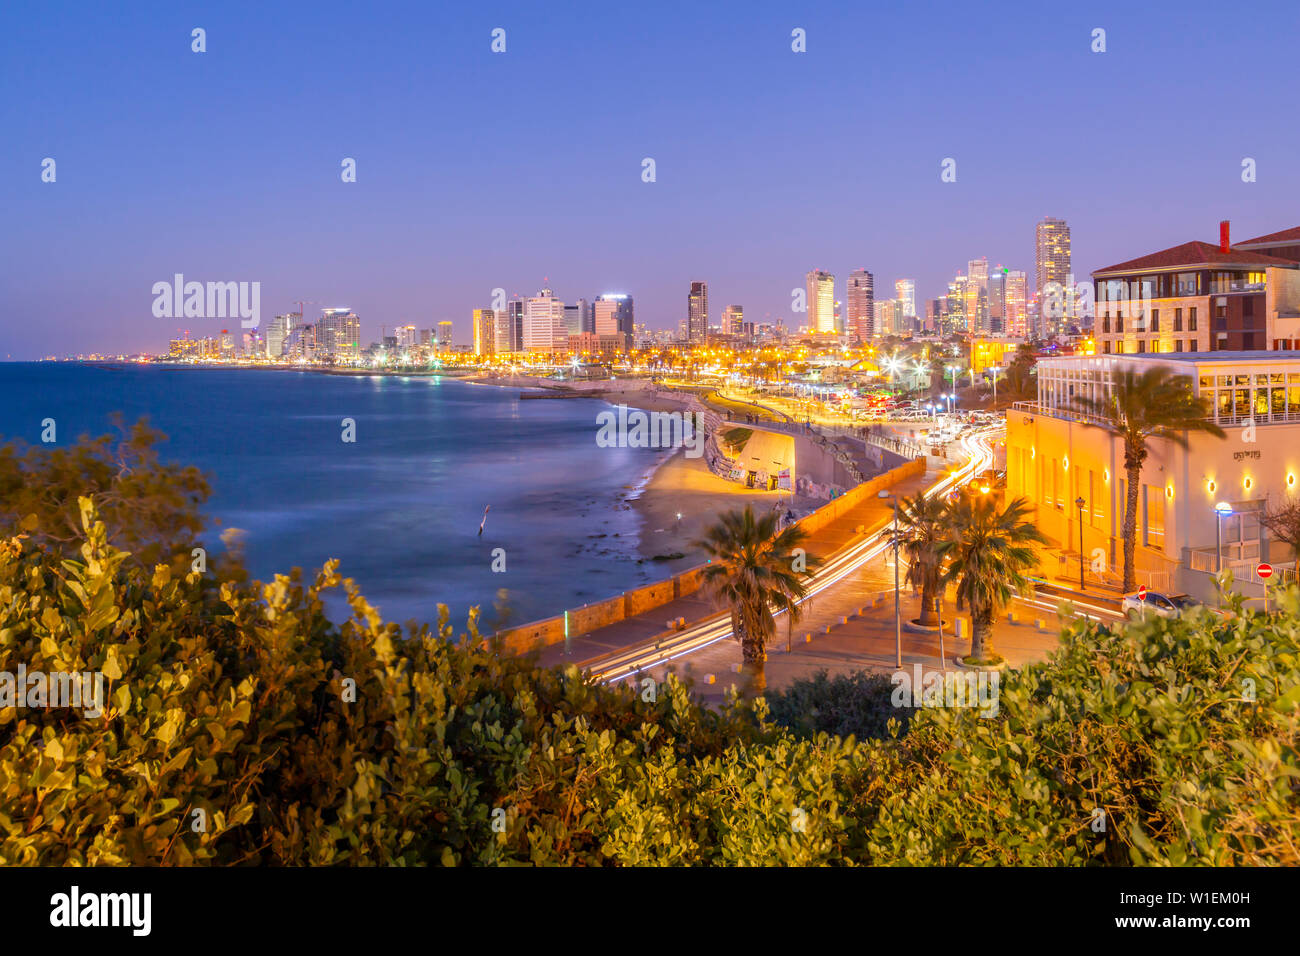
[0,417,209,571]
[0,432,1296,866]
[766,670,914,741]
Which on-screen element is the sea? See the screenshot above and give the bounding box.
[0,363,667,630]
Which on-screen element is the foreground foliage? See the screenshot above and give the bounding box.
[1,499,1295,866]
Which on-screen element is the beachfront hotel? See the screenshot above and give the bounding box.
[1008,349,1300,599]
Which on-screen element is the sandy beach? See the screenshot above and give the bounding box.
[628,448,813,571]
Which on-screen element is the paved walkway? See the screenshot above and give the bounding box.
[536,460,942,670]
[624,580,1074,707]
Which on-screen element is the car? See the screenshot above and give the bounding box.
[1121,591,1213,619]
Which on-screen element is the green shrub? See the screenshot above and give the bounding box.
[766,670,914,741]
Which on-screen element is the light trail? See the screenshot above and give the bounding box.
[587,425,1002,683]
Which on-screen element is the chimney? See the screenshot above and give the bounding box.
[1220,220,1231,253]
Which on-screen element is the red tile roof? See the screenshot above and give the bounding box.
[1093,240,1298,276]
[1232,225,1300,248]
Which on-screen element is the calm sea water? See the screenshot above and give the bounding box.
[0,363,664,628]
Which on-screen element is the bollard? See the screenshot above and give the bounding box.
[840,615,849,625]
[1008,610,1018,625]
[824,623,834,634]
[955,618,968,640]
[804,633,813,643]
[706,674,716,684]
[1035,618,1046,630]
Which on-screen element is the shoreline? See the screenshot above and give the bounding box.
[75,362,805,618]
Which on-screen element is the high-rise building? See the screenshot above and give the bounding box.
[472,309,495,356]
[987,271,1005,334]
[317,308,360,360]
[806,270,835,333]
[594,294,633,338]
[396,325,418,349]
[846,269,874,341]
[266,312,298,359]
[523,288,566,352]
[1004,270,1028,337]
[494,299,522,354]
[563,298,591,337]
[894,279,916,333]
[1035,217,1072,335]
[947,277,968,334]
[687,282,708,342]
[722,305,744,335]
[965,258,989,333]
[874,299,898,337]
[437,321,453,349]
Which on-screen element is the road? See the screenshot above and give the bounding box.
[580,426,1006,684]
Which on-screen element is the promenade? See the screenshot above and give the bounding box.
[534,459,939,669]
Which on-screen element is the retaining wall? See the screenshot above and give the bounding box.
[495,456,927,655]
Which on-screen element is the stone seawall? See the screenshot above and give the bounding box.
[494,456,926,656]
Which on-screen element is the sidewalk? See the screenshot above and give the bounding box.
[535,461,942,669]
[627,582,1072,707]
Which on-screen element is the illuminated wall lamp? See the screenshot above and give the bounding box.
[1166,484,1174,498]
[1062,456,1069,471]
[1288,473,1296,489]
[1244,476,1253,491]
[1103,468,1110,483]
[1206,479,1217,494]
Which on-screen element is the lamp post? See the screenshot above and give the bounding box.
[878,490,902,668]
[990,365,1003,409]
[1215,501,1233,572]
[1075,496,1086,590]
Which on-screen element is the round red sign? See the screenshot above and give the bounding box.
[1258,563,1273,579]
[1137,586,1146,599]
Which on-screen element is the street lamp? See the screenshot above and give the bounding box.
[878,489,902,668]
[1074,496,1086,590]
[1215,501,1233,572]
[989,365,1003,408]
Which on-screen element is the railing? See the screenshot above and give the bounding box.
[1010,401,1116,428]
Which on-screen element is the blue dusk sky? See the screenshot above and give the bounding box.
[2,0,1298,358]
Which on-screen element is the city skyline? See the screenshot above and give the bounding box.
[6,1,1300,359]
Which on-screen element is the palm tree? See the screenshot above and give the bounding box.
[939,491,1047,662]
[1073,368,1225,593]
[694,506,818,694]
[895,492,951,626]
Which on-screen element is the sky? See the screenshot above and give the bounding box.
[3,0,1299,358]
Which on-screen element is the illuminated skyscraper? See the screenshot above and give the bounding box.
[594,294,633,337]
[317,308,360,360]
[846,269,874,341]
[894,279,916,333]
[1035,217,1072,335]
[396,325,418,349]
[266,312,298,359]
[472,309,495,355]
[722,304,744,335]
[1004,270,1028,336]
[966,258,989,333]
[805,270,835,333]
[523,288,566,352]
[495,299,522,354]
[688,281,708,342]
[437,321,453,349]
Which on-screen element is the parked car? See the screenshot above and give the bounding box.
[1121,591,1213,619]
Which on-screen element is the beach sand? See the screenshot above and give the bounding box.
[629,448,811,571]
